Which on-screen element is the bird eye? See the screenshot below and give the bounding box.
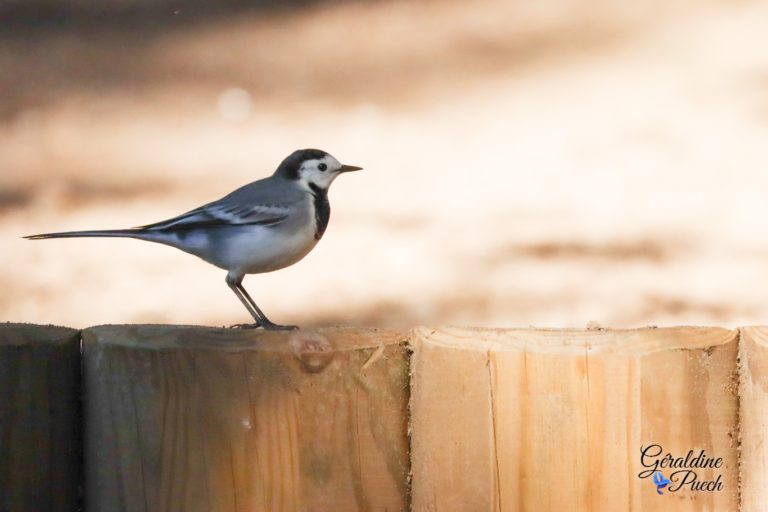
[318,163,327,172]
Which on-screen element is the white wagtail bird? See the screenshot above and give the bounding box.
[25,149,362,330]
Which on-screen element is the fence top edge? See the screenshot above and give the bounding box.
[740,326,768,347]
[0,322,80,346]
[412,325,740,355]
[81,323,409,352]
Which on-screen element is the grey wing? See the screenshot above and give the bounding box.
[136,178,299,231]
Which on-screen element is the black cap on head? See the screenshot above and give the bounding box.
[273,149,329,180]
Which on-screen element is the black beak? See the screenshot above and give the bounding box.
[338,164,363,173]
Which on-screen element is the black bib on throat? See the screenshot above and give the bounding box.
[308,183,330,240]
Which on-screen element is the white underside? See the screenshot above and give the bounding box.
[164,192,320,275]
[220,221,319,274]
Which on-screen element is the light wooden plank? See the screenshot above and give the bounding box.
[410,326,739,512]
[739,326,768,512]
[83,325,409,512]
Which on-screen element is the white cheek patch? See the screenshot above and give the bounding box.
[325,156,342,170]
[298,174,330,191]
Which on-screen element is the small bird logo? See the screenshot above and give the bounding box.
[25,149,362,330]
[652,471,672,495]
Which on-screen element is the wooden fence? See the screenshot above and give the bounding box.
[1,323,766,511]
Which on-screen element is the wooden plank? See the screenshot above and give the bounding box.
[739,326,768,511]
[410,326,740,512]
[82,325,409,512]
[0,323,81,512]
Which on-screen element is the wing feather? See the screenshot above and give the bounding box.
[136,203,291,231]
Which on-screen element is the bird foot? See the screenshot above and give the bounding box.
[261,321,299,331]
[228,321,299,331]
[229,323,261,329]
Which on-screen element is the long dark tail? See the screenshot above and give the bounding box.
[24,229,146,240]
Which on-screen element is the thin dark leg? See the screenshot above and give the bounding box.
[227,281,262,329]
[237,283,298,331]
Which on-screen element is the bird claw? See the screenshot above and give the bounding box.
[229,323,261,329]
[261,322,299,331]
[228,321,298,331]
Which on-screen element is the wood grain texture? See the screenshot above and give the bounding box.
[82,325,409,512]
[739,326,768,512]
[0,323,81,512]
[410,326,740,512]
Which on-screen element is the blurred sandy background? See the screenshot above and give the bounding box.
[2,0,768,329]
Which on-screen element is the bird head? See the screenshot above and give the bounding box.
[274,149,362,190]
